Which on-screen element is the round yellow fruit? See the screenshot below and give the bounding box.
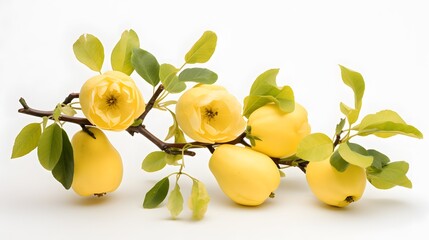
[306,159,366,207]
[71,127,123,196]
[209,144,281,206]
[247,103,311,158]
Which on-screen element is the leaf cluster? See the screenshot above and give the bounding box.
[296,65,422,189]
[12,120,74,190]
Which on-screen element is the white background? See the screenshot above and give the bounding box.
[1,0,428,239]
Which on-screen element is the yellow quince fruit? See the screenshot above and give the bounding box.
[247,103,311,158]
[175,84,246,143]
[71,127,123,196]
[306,159,366,207]
[79,70,145,131]
[209,144,280,206]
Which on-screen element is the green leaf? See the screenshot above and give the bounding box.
[143,177,170,209]
[130,118,143,127]
[339,65,365,112]
[174,128,186,144]
[159,64,186,93]
[296,133,333,162]
[366,149,390,173]
[167,184,184,219]
[355,110,423,139]
[249,69,280,95]
[335,118,346,135]
[367,161,412,189]
[111,29,140,75]
[243,95,277,118]
[141,151,167,172]
[189,179,210,220]
[164,108,186,143]
[73,34,104,72]
[42,117,48,130]
[53,105,61,122]
[165,154,182,166]
[359,122,423,139]
[274,86,295,113]
[330,150,349,172]
[340,102,359,125]
[243,69,295,118]
[356,110,405,129]
[52,129,74,189]
[185,31,217,64]
[337,142,373,168]
[37,123,63,170]
[131,48,160,87]
[60,105,77,116]
[178,68,218,84]
[11,123,42,159]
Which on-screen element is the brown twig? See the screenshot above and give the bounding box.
[138,84,164,121]
[17,87,304,171]
[63,93,79,104]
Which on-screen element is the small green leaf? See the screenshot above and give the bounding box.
[111,29,140,75]
[159,64,186,93]
[243,95,277,118]
[178,68,218,84]
[337,142,373,168]
[243,69,295,118]
[141,151,167,172]
[249,69,280,95]
[73,34,104,72]
[340,102,359,125]
[37,123,63,170]
[131,48,160,87]
[131,118,143,127]
[273,86,295,113]
[335,118,346,135]
[11,123,42,159]
[185,31,217,64]
[174,128,187,144]
[167,184,184,219]
[366,149,390,173]
[143,177,170,209]
[189,179,210,220]
[296,133,333,162]
[52,129,74,189]
[165,154,182,166]
[53,105,61,122]
[339,65,365,112]
[60,105,77,116]
[367,161,412,189]
[42,117,48,130]
[356,110,423,139]
[356,110,405,129]
[165,109,179,141]
[329,150,349,172]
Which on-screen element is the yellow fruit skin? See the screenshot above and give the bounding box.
[209,144,280,206]
[247,103,311,158]
[71,127,123,196]
[306,160,366,207]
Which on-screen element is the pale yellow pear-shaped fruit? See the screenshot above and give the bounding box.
[306,159,366,207]
[209,144,280,206]
[247,103,311,158]
[71,127,123,196]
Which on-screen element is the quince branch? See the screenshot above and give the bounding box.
[16,84,249,158]
[17,85,307,170]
